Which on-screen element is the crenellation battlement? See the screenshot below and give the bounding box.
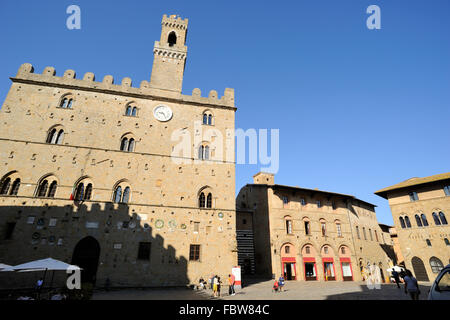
[162,14,188,28]
[13,63,235,109]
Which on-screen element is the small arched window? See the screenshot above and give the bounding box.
[405,216,411,228]
[10,178,21,196]
[426,239,432,247]
[132,107,137,117]
[168,31,177,46]
[202,111,213,125]
[85,184,93,200]
[206,193,212,208]
[415,215,423,227]
[198,144,210,160]
[125,105,138,117]
[46,127,64,145]
[126,106,132,116]
[432,212,441,226]
[199,192,206,208]
[444,238,450,246]
[421,214,429,227]
[0,177,11,195]
[286,219,293,234]
[305,246,311,254]
[120,135,135,152]
[113,182,132,204]
[439,212,448,225]
[36,176,57,198]
[75,183,85,201]
[399,217,406,229]
[430,257,444,273]
[59,95,74,109]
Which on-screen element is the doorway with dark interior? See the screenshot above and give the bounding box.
[71,236,101,285]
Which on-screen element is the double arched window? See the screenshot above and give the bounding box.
[125,104,138,117]
[198,144,210,160]
[433,211,448,225]
[36,175,58,198]
[46,126,65,145]
[399,215,411,229]
[113,182,131,204]
[198,188,213,208]
[59,94,74,109]
[120,134,135,152]
[73,179,93,201]
[0,172,21,196]
[202,111,213,125]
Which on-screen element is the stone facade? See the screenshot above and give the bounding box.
[236,172,394,283]
[0,14,238,288]
[375,173,450,282]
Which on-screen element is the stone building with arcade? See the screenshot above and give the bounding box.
[236,172,394,282]
[0,14,238,288]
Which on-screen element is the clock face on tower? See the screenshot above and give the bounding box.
[153,105,173,122]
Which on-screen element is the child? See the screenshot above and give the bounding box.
[272,280,279,293]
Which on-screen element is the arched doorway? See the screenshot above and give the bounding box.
[411,256,429,282]
[71,236,101,284]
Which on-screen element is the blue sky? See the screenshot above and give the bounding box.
[0,0,449,225]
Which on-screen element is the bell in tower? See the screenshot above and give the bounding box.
[150,14,188,93]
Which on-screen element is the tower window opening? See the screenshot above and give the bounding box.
[168,32,177,47]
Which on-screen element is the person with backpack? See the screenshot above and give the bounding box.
[278,274,285,292]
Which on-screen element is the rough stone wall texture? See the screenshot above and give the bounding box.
[385,182,450,282]
[0,14,238,288]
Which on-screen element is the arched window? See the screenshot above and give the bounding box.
[48,181,57,198]
[46,127,64,145]
[202,111,213,125]
[75,183,84,201]
[206,193,212,208]
[0,177,11,195]
[120,138,128,151]
[199,192,206,208]
[10,178,21,196]
[426,239,432,247]
[120,135,135,152]
[439,212,448,225]
[114,186,122,203]
[37,180,49,197]
[85,184,93,200]
[415,215,423,227]
[421,214,429,227]
[168,31,177,46]
[430,257,444,274]
[58,95,74,109]
[113,182,131,204]
[405,216,411,228]
[132,107,137,117]
[198,144,210,160]
[399,217,406,229]
[432,212,441,226]
[285,218,293,234]
[126,106,132,116]
[128,138,135,152]
[444,238,450,246]
[122,187,131,204]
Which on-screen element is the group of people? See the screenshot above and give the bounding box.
[198,274,236,297]
[391,269,421,300]
[272,275,285,293]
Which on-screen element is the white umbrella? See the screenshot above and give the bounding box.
[387,266,404,273]
[0,263,12,271]
[6,258,80,271]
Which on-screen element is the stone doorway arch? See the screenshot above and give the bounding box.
[71,236,101,285]
[411,256,429,282]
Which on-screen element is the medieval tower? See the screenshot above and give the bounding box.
[0,14,237,288]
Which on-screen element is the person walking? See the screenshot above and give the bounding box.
[403,270,420,300]
[209,275,214,290]
[213,275,219,297]
[217,277,222,297]
[35,278,44,300]
[278,274,285,292]
[228,274,236,296]
[392,270,401,288]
